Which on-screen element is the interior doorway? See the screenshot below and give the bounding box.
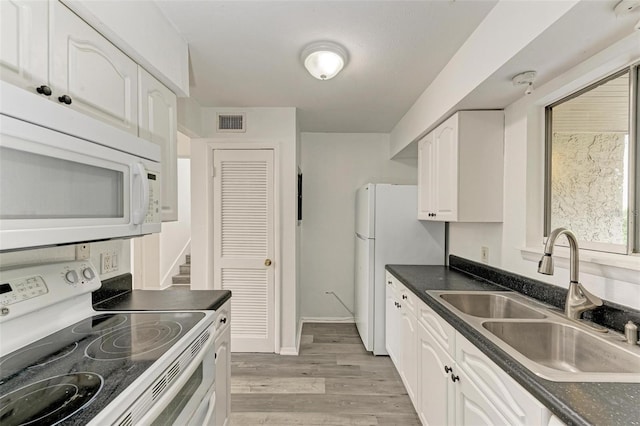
[212,148,276,352]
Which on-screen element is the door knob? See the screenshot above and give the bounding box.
[265,259,272,266]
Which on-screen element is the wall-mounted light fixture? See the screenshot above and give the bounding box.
[301,41,348,80]
[512,71,537,95]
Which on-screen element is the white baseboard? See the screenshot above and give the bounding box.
[300,316,355,323]
[279,346,298,356]
[296,317,303,354]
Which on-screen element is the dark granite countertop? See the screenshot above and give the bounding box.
[386,258,640,426]
[93,289,231,311]
[92,273,231,311]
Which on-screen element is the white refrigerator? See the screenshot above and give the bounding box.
[355,183,445,355]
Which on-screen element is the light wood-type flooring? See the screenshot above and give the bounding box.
[230,323,421,425]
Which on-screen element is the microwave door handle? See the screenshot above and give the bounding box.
[132,163,149,225]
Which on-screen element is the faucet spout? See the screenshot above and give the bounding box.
[538,227,603,321]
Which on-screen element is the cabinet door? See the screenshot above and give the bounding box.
[417,321,454,426]
[138,67,178,222]
[399,304,418,405]
[214,325,231,426]
[418,132,435,220]
[385,281,401,366]
[456,334,547,425]
[50,1,138,135]
[455,371,509,426]
[433,115,458,221]
[0,0,48,91]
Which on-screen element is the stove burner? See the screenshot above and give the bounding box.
[71,314,127,334]
[86,321,183,360]
[0,342,78,382]
[0,372,102,426]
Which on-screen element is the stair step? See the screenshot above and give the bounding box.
[185,254,191,264]
[172,274,191,284]
[179,263,191,274]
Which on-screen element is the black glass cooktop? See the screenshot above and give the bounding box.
[0,312,205,426]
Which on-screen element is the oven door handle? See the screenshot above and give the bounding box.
[200,388,217,426]
[135,334,216,425]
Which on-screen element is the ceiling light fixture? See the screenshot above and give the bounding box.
[301,41,348,80]
[512,71,537,95]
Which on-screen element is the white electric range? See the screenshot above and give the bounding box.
[0,260,219,425]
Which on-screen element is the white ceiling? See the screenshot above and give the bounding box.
[459,0,639,111]
[155,0,498,133]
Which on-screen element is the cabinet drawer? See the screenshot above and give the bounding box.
[385,271,399,295]
[418,301,456,356]
[387,272,418,316]
[399,286,418,316]
[456,333,548,425]
[213,301,231,339]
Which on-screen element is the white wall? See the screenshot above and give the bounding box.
[0,239,131,281]
[300,133,418,319]
[449,33,640,310]
[159,158,192,288]
[190,107,299,354]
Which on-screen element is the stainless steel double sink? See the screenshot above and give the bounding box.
[428,291,640,382]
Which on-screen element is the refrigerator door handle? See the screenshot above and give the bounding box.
[356,232,370,241]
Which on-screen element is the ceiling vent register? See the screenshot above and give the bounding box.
[217,113,246,133]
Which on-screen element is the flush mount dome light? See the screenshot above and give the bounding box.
[301,41,348,80]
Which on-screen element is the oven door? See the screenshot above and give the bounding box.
[138,333,217,426]
[0,114,150,250]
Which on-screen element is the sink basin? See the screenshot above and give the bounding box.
[483,321,640,377]
[428,290,640,381]
[439,293,546,319]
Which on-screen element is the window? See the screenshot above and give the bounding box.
[544,64,639,254]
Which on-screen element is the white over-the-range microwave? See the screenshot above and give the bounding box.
[0,81,161,251]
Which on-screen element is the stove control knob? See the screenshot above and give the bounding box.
[65,270,79,285]
[82,268,96,280]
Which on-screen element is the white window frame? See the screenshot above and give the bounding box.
[543,64,639,255]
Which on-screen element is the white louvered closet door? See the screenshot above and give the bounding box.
[213,149,275,353]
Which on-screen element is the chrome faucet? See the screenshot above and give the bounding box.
[538,227,604,323]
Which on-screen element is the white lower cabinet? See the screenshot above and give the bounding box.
[455,335,550,425]
[385,274,401,366]
[400,298,418,404]
[213,302,231,426]
[386,273,552,425]
[417,320,454,425]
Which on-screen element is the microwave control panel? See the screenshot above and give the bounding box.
[145,172,161,223]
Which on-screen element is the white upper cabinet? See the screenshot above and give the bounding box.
[50,1,138,135]
[418,111,504,222]
[417,131,435,219]
[0,0,49,92]
[138,67,178,222]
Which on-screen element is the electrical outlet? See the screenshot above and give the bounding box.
[75,244,90,260]
[481,246,489,264]
[101,253,111,274]
[100,251,118,274]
